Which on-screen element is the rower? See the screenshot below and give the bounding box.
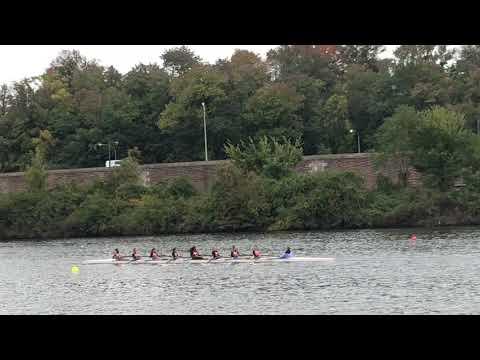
[252,248,261,259]
[190,246,203,260]
[112,248,122,261]
[280,247,293,259]
[150,248,160,260]
[211,248,221,260]
[172,248,180,260]
[132,248,142,261]
[231,246,240,259]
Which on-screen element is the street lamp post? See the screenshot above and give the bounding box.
[201,102,208,161]
[113,141,119,161]
[350,129,361,153]
[97,141,119,167]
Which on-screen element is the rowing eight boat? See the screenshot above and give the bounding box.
[82,257,335,265]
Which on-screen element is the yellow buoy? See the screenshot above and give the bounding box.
[71,265,79,274]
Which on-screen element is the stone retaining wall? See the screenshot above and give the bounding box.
[0,153,419,194]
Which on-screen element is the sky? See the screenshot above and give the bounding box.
[0,45,402,85]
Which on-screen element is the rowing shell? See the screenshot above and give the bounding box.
[82,257,335,265]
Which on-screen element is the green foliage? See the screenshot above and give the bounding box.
[107,148,143,191]
[64,191,117,236]
[115,194,187,235]
[337,45,386,72]
[0,183,86,239]
[25,130,55,192]
[7,45,480,238]
[394,45,456,68]
[377,105,477,191]
[243,83,304,139]
[1,44,477,171]
[25,153,48,193]
[164,177,198,199]
[225,136,303,179]
[161,46,201,77]
[314,94,352,153]
[5,156,480,239]
[268,172,368,230]
[375,105,419,186]
[207,164,272,230]
[412,107,473,191]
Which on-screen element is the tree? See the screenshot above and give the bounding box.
[158,64,227,161]
[225,135,303,179]
[243,83,304,139]
[48,50,91,90]
[343,65,396,150]
[207,50,271,157]
[314,94,352,153]
[108,147,144,192]
[394,45,456,68]
[378,106,476,191]
[267,45,337,86]
[337,45,385,72]
[25,130,55,192]
[456,45,480,70]
[376,106,420,186]
[0,84,10,116]
[161,46,201,77]
[220,49,269,98]
[449,45,480,132]
[412,107,475,191]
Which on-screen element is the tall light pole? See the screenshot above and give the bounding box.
[97,142,111,166]
[113,141,119,161]
[97,140,119,167]
[202,102,208,161]
[350,129,361,153]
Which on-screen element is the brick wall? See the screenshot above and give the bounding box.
[0,153,419,194]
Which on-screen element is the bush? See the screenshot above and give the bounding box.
[64,191,117,236]
[207,164,272,230]
[225,135,303,179]
[164,177,198,199]
[117,194,187,235]
[268,172,368,230]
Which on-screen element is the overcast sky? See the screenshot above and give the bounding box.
[0,45,402,85]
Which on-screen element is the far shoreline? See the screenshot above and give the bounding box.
[2,223,480,243]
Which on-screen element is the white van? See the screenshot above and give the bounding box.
[105,160,122,168]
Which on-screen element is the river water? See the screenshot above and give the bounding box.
[2,227,480,314]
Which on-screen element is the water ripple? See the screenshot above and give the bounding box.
[2,227,480,314]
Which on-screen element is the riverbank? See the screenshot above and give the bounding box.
[2,165,480,241]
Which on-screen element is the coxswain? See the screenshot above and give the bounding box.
[132,248,142,261]
[280,247,293,259]
[112,248,122,261]
[212,248,221,260]
[252,248,261,259]
[231,245,240,258]
[172,248,180,260]
[190,246,203,260]
[150,248,160,260]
